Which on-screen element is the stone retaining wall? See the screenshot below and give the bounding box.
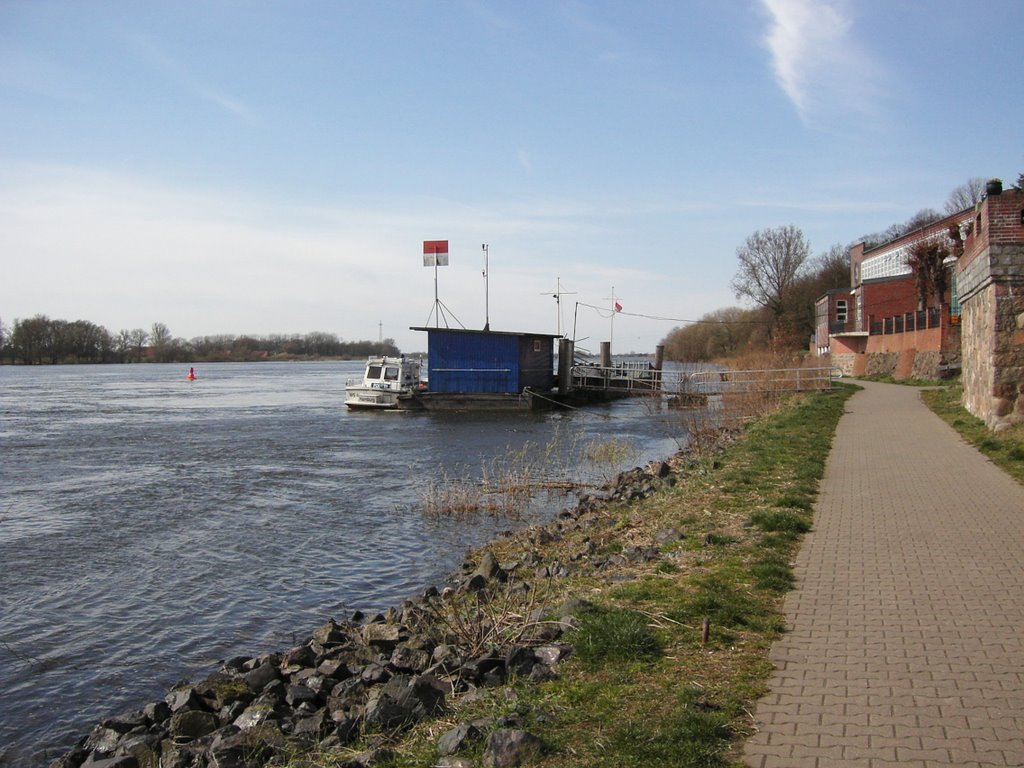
[956,187,1024,430]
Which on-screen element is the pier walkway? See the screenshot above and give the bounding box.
[743,380,1024,767]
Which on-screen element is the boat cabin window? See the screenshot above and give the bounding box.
[367,364,384,380]
[384,366,400,381]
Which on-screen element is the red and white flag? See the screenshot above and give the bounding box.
[614,301,622,312]
[423,240,449,267]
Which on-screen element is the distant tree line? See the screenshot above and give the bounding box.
[0,315,400,365]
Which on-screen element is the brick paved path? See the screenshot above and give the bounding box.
[743,381,1024,767]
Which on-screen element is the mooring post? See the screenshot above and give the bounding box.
[558,338,574,394]
[653,344,665,390]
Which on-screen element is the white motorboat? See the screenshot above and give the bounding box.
[345,355,424,409]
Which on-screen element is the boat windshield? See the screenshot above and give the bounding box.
[384,366,400,381]
[366,364,383,380]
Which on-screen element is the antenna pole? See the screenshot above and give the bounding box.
[482,243,490,331]
[540,277,576,337]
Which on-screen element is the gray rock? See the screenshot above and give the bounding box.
[168,710,218,741]
[282,644,316,668]
[328,676,367,711]
[361,623,401,650]
[462,573,489,592]
[155,740,200,768]
[461,653,503,684]
[317,658,350,679]
[142,701,171,725]
[242,661,279,692]
[533,645,572,666]
[319,715,359,747]
[436,723,482,756]
[312,619,348,646]
[482,729,543,768]
[284,683,318,708]
[112,733,162,768]
[528,664,557,683]
[504,647,537,678]
[474,552,507,582]
[84,725,124,755]
[207,730,271,768]
[165,687,204,714]
[359,661,390,684]
[363,674,446,731]
[292,710,330,740]
[390,645,431,673]
[232,702,275,731]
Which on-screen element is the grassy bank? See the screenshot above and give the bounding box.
[921,384,1024,486]
[317,383,856,767]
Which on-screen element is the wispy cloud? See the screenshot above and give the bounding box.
[124,32,254,121]
[759,0,882,125]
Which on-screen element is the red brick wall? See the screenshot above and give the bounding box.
[987,190,1024,241]
[865,327,943,354]
[862,276,919,324]
[960,188,1024,269]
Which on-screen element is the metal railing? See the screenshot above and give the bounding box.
[678,367,841,395]
[569,362,662,394]
[869,307,942,335]
[570,365,842,397]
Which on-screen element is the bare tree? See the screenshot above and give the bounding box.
[129,328,149,362]
[906,235,951,311]
[731,224,811,330]
[944,177,987,214]
[812,243,852,290]
[150,322,172,362]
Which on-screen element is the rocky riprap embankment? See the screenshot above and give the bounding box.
[52,453,697,768]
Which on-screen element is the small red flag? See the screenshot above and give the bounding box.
[614,301,622,312]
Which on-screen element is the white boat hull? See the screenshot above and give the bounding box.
[344,386,411,409]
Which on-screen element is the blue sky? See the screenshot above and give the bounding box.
[2,0,1021,354]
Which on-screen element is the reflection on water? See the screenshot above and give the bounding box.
[0,361,687,764]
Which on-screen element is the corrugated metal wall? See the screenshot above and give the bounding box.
[428,331,519,393]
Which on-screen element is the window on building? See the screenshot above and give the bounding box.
[836,299,848,324]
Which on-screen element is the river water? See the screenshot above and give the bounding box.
[0,361,689,764]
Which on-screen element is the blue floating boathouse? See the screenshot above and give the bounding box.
[410,327,559,396]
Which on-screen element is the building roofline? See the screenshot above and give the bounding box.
[410,326,562,339]
[858,208,973,256]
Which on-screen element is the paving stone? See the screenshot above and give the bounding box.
[743,382,1024,767]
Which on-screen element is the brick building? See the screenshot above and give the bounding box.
[955,181,1024,429]
[815,178,1024,428]
[815,208,970,378]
